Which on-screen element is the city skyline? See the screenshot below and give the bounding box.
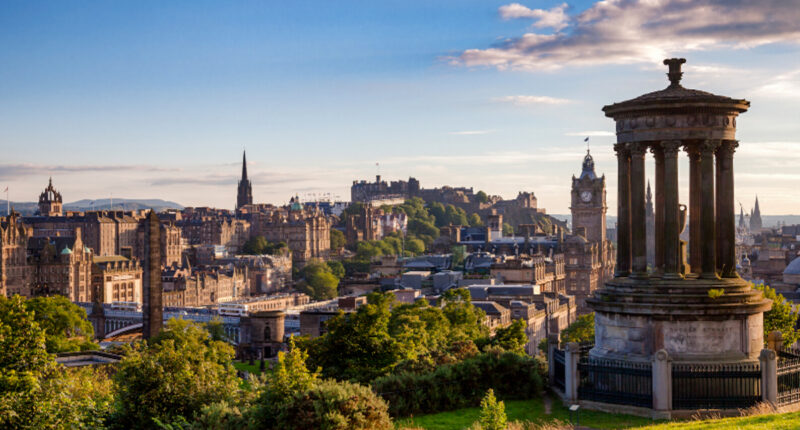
[2,1,799,213]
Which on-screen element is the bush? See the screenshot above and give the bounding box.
[275,379,392,430]
[372,351,544,417]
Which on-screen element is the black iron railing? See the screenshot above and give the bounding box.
[578,357,652,408]
[778,347,800,405]
[672,362,761,410]
[553,348,566,393]
[578,342,594,356]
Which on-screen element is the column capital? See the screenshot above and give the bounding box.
[614,142,630,155]
[627,142,648,157]
[684,142,701,158]
[661,140,682,157]
[717,140,739,156]
[700,139,722,154]
[649,142,665,157]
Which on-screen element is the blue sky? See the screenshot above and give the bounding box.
[1,0,799,214]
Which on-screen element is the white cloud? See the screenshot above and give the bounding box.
[452,0,800,71]
[493,95,572,106]
[753,69,800,99]
[565,131,615,137]
[448,129,496,135]
[499,3,569,31]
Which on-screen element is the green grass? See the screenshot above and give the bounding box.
[639,411,800,430]
[396,398,657,430]
[232,361,264,374]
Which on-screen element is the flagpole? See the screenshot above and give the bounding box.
[6,187,9,216]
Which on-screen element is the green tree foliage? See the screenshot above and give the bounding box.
[0,296,113,429]
[297,260,340,300]
[479,389,507,430]
[756,284,800,346]
[372,351,545,417]
[468,213,484,227]
[304,291,493,384]
[502,222,515,237]
[241,236,288,256]
[440,289,489,342]
[560,312,595,345]
[330,228,345,253]
[476,190,489,204]
[110,319,241,429]
[26,295,98,353]
[326,260,346,279]
[274,379,392,430]
[489,319,528,355]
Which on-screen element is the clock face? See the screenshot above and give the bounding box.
[580,191,592,202]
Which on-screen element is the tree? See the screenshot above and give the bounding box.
[330,228,345,253]
[439,289,489,342]
[405,238,425,255]
[561,312,595,345]
[489,319,528,355]
[468,213,483,227]
[452,245,466,269]
[298,260,340,300]
[502,222,514,237]
[756,284,800,346]
[478,389,506,430]
[242,236,269,255]
[111,319,241,429]
[476,191,489,204]
[26,295,98,353]
[326,260,345,279]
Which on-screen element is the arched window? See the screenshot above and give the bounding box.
[263,323,271,341]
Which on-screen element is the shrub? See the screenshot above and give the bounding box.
[479,389,507,430]
[275,379,392,430]
[372,351,544,417]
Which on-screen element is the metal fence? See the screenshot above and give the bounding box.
[672,362,761,410]
[552,348,565,393]
[578,357,652,408]
[778,347,800,406]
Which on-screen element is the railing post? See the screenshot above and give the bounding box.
[652,349,672,414]
[760,348,778,405]
[564,342,580,403]
[768,331,784,352]
[548,333,560,384]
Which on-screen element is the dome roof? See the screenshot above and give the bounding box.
[579,149,597,180]
[784,257,800,275]
[61,246,72,255]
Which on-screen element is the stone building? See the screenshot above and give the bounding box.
[161,265,248,307]
[91,255,142,304]
[489,254,565,293]
[0,212,32,297]
[567,150,616,313]
[249,199,330,266]
[27,229,94,301]
[238,310,285,359]
[220,254,292,295]
[37,178,63,216]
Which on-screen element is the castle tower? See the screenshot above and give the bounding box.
[570,149,607,244]
[236,151,253,210]
[37,177,63,216]
[142,210,163,340]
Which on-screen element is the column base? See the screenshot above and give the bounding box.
[661,272,684,280]
[701,272,719,280]
[631,271,649,280]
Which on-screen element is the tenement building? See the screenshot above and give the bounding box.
[91,255,142,304]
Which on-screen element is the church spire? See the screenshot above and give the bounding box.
[241,150,248,181]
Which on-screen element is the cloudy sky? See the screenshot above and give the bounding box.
[1,0,799,214]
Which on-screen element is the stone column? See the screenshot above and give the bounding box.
[767,331,784,352]
[548,333,561,384]
[716,141,738,278]
[629,143,648,278]
[686,145,702,274]
[652,145,665,274]
[652,349,673,414]
[760,349,778,405]
[662,141,682,278]
[564,342,581,403]
[700,140,719,279]
[614,143,631,277]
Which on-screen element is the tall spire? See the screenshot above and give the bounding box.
[646,180,652,203]
[241,150,248,181]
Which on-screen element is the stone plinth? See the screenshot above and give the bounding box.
[587,277,770,362]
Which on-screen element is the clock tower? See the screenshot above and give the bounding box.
[570,149,606,243]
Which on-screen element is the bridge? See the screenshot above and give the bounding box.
[78,303,242,343]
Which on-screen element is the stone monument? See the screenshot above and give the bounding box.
[588,59,771,363]
[142,210,163,340]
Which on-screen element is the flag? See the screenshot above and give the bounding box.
[584,137,590,142]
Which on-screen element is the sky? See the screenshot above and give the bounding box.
[1,0,799,214]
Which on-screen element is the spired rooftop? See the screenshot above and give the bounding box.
[587,59,771,363]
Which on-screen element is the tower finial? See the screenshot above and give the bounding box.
[663,58,686,87]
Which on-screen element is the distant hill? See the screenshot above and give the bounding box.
[0,198,184,216]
